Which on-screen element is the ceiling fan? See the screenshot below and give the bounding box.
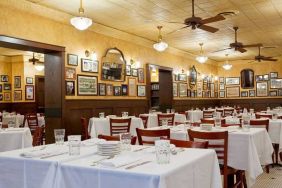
[214,27,262,53]
[167,0,225,34]
[28,53,40,64]
[245,46,278,63]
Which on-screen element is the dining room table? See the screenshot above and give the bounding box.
[139,113,186,127]
[2,114,45,127]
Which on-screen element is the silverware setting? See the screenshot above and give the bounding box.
[91,155,115,166]
[40,152,68,159]
[133,146,151,152]
[125,161,152,170]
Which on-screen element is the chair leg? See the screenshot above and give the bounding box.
[265,165,269,173]
[273,144,279,164]
[242,171,248,188]
[280,152,282,163]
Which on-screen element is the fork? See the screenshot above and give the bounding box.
[91,155,115,166]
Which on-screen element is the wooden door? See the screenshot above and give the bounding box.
[35,75,45,113]
[159,69,173,111]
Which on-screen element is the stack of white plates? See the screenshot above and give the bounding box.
[97,141,121,156]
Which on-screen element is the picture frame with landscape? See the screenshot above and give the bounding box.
[77,75,98,96]
[270,78,282,89]
[137,85,146,97]
[225,77,240,85]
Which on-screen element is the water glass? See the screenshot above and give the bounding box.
[155,140,170,164]
[8,121,15,128]
[161,119,168,127]
[54,129,65,145]
[171,109,175,113]
[68,135,81,156]
[120,133,131,151]
[242,115,250,132]
[99,112,105,118]
[166,109,170,114]
[122,112,128,118]
[273,113,278,120]
[214,118,221,129]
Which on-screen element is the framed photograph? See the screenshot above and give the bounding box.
[66,81,75,96]
[67,54,78,66]
[14,90,22,101]
[113,86,121,96]
[256,82,268,97]
[178,74,187,82]
[255,75,263,82]
[14,76,21,88]
[0,84,2,92]
[128,78,137,96]
[210,83,214,92]
[131,69,138,77]
[202,91,210,98]
[1,75,8,82]
[225,77,240,85]
[269,90,277,96]
[106,84,113,96]
[197,81,202,98]
[98,83,106,96]
[219,77,224,83]
[219,83,225,90]
[191,90,196,98]
[0,94,2,101]
[173,83,178,97]
[249,90,255,97]
[219,91,225,98]
[137,68,145,83]
[241,91,248,97]
[270,72,278,78]
[25,85,34,100]
[203,82,208,90]
[263,74,269,81]
[270,78,282,89]
[121,84,128,96]
[214,82,218,91]
[77,75,98,96]
[26,77,33,84]
[179,83,188,97]
[81,59,99,73]
[4,83,11,90]
[65,67,76,80]
[4,92,11,101]
[126,65,131,76]
[278,89,282,96]
[226,86,240,98]
[137,85,146,97]
[214,92,218,98]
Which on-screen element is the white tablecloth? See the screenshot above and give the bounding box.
[186,110,203,122]
[0,128,32,152]
[268,119,282,151]
[139,113,186,127]
[88,117,144,138]
[2,115,45,127]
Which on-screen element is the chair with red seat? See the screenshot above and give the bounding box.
[139,115,149,128]
[110,118,131,136]
[136,128,170,145]
[80,117,90,140]
[201,118,226,125]
[203,110,214,118]
[157,113,175,126]
[98,134,137,145]
[169,139,208,149]
[25,113,39,134]
[224,109,234,117]
[255,114,272,119]
[32,126,44,146]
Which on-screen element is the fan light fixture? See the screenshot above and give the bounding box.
[222,54,232,70]
[70,0,92,30]
[34,62,44,71]
[153,26,168,52]
[196,43,208,64]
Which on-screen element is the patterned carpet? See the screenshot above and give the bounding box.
[252,166,282,188]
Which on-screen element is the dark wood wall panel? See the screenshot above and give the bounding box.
[0,103,37,114]
[173,99,219,112]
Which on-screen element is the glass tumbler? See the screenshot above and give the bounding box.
[120,132,131,151]
[68,135,81,156]
[155,140,170,164]
[54,129,65,145]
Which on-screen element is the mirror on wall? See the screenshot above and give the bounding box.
[241,69,254,89]
[101,47,126,81]
[189,65,197,87]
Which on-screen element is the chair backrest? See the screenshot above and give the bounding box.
[139,115,149,128]
[216,109,224,114]
[255,113,272,119]
[157,114,175,126]
[200,118,226,125]
[109,118,131,136]
[250,119,269,131]
[203,110,214,118]
[223,109,234,117]
[221,123,242,128]
[169,139,208,148]
[136,128,170,145]
[97,134,137,145]
[32,126,44,146]
[25,113,39,133]
[80,117,90,140]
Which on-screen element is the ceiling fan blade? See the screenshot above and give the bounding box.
[166,25,190,35]
[167,21,185,24]
[200,15,225,24]
[237,48,247,53]
[198,24,219,33]
[262,58,277,61]
[212,47,232,53]
[242,43,262,48]
[261,46,277,49]
[248,60,255,63]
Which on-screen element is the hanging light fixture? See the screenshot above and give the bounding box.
[34,61,44,71]
[222,54,232,70]
[70,0,92,30]
[153,26,168,52]
[196,43,208,64]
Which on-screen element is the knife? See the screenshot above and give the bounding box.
[40,152,68,159]
[125,161,151,170]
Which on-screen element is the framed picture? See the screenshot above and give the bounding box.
[256,82,268,97]
[137,68,145,83]
[179,83,188,97]
[131,69,138,77]
[270,78,282,89]
[106,84,113,96]
[278,89,282,96]
[225,77,240,85]
[219,77,224,83]
[66,81,75,96]
[178,74,187,82]
[187,89,191,97]
[14,90,22,101]
[137,85,146,97]
[241,91,248,97]
[270,72,278,78]
[219,91,225,98]
[202,91,210,98]
[214,82,218,91]
[26,77,33,84]
[67,54,78,66]
[1,75,8,82]
[219,83,225,90]
[197,81,202,98]
[126,65,131,76]
[0,84,2,92]
[4,83,11,90]
[65,67,76,80]
[98,83,106,96]
[191,90,196,98]
[128,78,137,96]
[269,90,277,96]
[77,75,98,96]
[4,92,11,101]
[263,74,269,81]
[255,75,263,82]
[249,90,255,97]
[203,82,208,90]
[25,85,34,100]
[210,83,214,92]
[14,76,21,88]
[214,92,218,98]
[173,83,178,97]
[174,74,179,81]
[226,86,240,98]
[121,84,128,96]
[0,94,2,101]
[81,59,99,73]
[113,86,121,96]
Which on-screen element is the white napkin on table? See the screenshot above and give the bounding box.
[82,138,105,146]
[100,155,141,168]
[20,147,66,158]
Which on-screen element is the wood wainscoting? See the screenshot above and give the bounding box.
[173,99,219,112]
[0,102,37,114]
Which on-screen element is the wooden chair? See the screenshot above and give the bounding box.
[32,126,44,146]
[221,123,242,128]
[169,139,208,149]
[139,115,149,128]
[98,134,137,145]
[136,128,170,145]
[203,110,214,118]
[216,109,224,116]
[224,109,234,117]
[188,129,246,188]
[200,118,226,125]
[25,113,39,134]
[157,114,175,126]
[109,118,131,136]
[80,117,90,140]
[255,114,272,119]
[250,119,269,131]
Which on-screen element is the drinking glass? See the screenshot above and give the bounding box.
[242,115,250,132]
[155,140,170,164]
[68,135,81,156]
[166,109,170,114]
[120,132,131,151]
[99,112,105,118]
[122,112,128,118]
[161,119,168,127]
[54,129,65,145]
[8,121,15,128]
[214,118,221,129]
[273,113,278,120]
[170,109,175,113]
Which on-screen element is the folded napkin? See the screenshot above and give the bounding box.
[82,138,105,146]
[20,148,66,158]
[100,156,141,168]
[5,128,24,132]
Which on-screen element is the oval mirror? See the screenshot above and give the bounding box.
[189,65,197,88]
[241,69,254,89]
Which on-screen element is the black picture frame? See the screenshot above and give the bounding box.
[270,72,278,78]
[126,65,131,76]
[67,54,78,66]
[14,76,21,88]
[26,77,33,84]
[14,90,22,101]
[121,84,128,96]
[131,69,138,77]
[269,90,277,97]
[81,59,99,73]
[3,83,11,90]
[0,94,2,101]
[98,83,106,96]
[65,81,75,96]
[0,75,8,82]
[113,86,121,96]
[0,84,2,92]
[249,90,255,97]
[77,75,98,96]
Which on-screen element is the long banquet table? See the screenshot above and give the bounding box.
[0,139,222,188]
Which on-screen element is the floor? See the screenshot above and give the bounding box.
[253,165,282,188]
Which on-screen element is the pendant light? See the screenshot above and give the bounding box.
[222,54,232,70]
[153,26,168,52]
[196,43,208,64]
[70,0,93,30]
